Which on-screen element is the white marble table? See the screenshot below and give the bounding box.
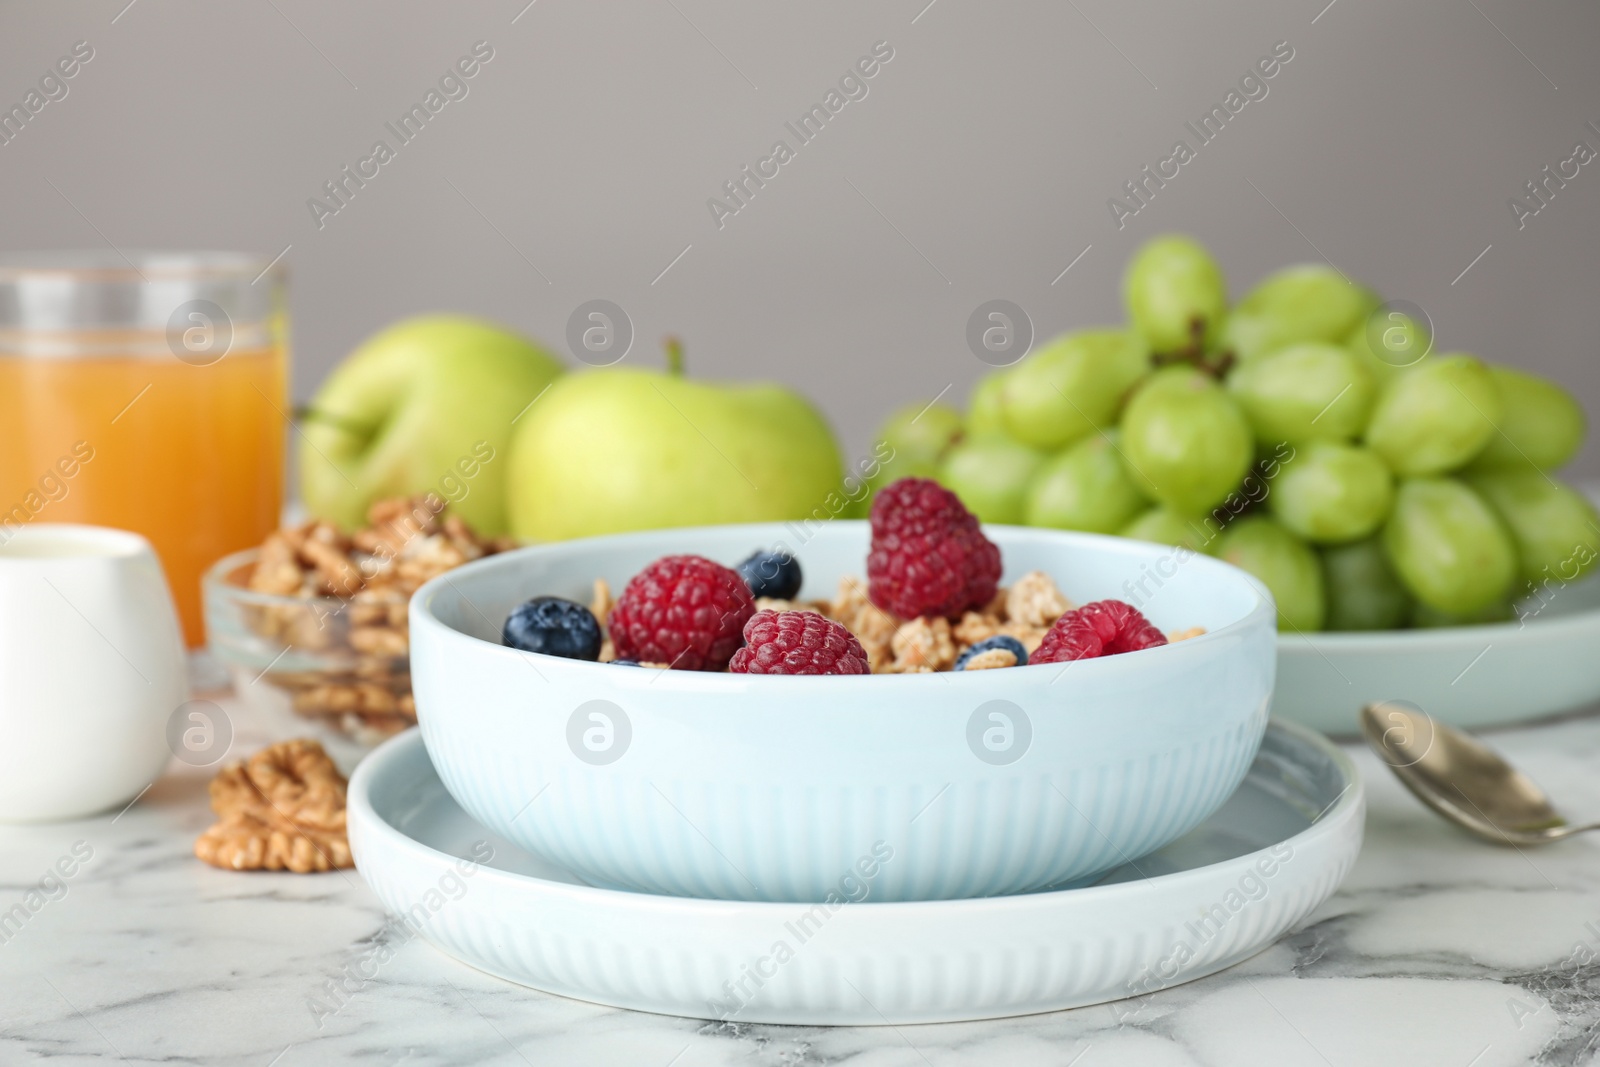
[5,688,1600,1067]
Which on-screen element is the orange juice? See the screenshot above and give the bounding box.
[0,347,287,644]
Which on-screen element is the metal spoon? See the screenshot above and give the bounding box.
[1360,701,1600,846]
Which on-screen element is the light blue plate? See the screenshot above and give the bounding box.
[1277,572,1600,736]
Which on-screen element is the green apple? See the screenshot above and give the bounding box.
[300,315,564,534]
[507,341,844,540]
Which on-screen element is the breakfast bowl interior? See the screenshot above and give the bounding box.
[410,520,1277,903]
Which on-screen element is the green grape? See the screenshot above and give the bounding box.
[1025,432,1148,533]
[1122,506,1218,554]
[1220,265,1379,362]
[876,400,964,466]
[1216,515,1327,631]
[1320,538,1412,631]
[1463,468,1600,586]
[856,400,964,516]
[1470,366,1587,471]
[939,437,1043,525]
[1123,235,1228,354]
[1411,600,1514,628]
[1227,342,1376,444]
[1364,353,1501,475]
[1268,441,1394,543]
[1346,308,1431,387]
[966,371,1010,439]
[998,329,1150,450]
[1381,478,1517,615]
[1120,367,1254,516]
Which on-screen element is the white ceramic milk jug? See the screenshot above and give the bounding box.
[0,525,187,821]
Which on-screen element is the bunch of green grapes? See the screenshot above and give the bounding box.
[869,235,1597,631]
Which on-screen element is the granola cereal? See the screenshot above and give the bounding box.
[962,647,1019,670]
[952,610,1003,646]
[826,576,898,672]
[1005,570,1072,630]
[803,570,1149,670]
[999,623,1050,656]
[589,578,613,624]
[889,616,957,673]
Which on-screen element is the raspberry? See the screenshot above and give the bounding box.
[867,478,1001,620]
[609,555,755,671]
[728,610,870,675]
[1032,600,1168,664]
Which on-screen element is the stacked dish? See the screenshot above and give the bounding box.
[347,523,1365,1023]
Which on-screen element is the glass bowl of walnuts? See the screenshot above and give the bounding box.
[204,496,515,745]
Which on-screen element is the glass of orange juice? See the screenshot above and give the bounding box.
[0,253,288,646]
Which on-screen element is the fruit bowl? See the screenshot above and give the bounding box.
[408,521,1276,903]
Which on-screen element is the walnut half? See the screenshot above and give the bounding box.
[195,739,353,873]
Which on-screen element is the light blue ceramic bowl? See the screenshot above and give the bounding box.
[410,522,1276,903]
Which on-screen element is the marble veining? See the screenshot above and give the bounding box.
[6,693,1600,1066]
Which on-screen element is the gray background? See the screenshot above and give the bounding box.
[2,0,1597,477]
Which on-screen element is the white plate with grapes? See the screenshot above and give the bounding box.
[878,236,1600,735]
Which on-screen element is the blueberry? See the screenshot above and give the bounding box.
[502,596,602,660]
[608,659,642,667]
[954,634,1029,670]
[737,548,802,600]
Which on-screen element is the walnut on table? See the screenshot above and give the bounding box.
[195,739,353,873]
